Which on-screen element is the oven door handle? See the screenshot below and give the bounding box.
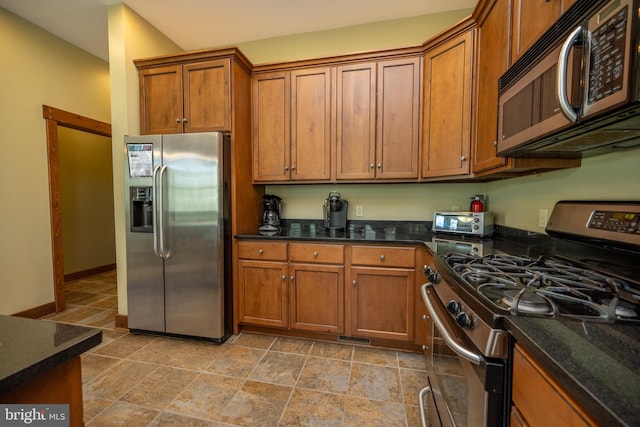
[421,283,483,365]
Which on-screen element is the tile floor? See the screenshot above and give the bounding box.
[43,271,428,426]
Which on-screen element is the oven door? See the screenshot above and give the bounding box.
[419,283,504,427]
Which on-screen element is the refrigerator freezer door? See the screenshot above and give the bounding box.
[125,135,165,332]
[162,133,227,339]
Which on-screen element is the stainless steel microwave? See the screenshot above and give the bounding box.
[497,0,640,158]
[433,211,494,236]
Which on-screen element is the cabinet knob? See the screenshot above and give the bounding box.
[422,345,428,351]
[284,166,289,171]
[182,118,188,123]
[352,280,357,286]
[258,249,264,255]
[313,252,318,257]
[175,118,181,123]
[422,314,428,320]
[380,255,385,261]
[290,276,294,281]
[377,163,382,168]
[291,165,295,170]
[460,156,466,161]
[370,163,375,169]
[493,140,497,147]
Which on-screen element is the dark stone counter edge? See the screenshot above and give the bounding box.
[505,319,629,427]
[0,328,102,395]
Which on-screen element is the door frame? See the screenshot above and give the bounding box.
[43,105,112,312]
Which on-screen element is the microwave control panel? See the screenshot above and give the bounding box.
[588,3,628,103]
[588,210,639,234]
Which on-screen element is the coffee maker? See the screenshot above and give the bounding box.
[259,194,282,236]
[323,192,348,231]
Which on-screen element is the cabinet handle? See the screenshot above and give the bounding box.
[182,118,188,123]
[380,255,385,261]
[377,163,382,168]
[422,314,429,320]
[291,165,296,170]
[460,156,467,161]
[422,345,428,350]
[281,275,286,280]
[175,118,181,123]
[313,252,318,257]
[284,166,289,171]
[258,249,264,255]
[493,140,497,147]
[370,163,375,169]
[290,276,294,281]
[352,280,357,286]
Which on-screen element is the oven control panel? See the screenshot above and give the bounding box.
[588,210,639,234]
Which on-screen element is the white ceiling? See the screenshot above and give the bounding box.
[0,0,477,62]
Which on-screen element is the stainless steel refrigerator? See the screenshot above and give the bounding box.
[124,132,231,342]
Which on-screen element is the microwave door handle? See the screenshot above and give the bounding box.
[557,26,583,123]
[421,283,483,365]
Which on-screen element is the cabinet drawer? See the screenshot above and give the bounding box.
[289,243,344,264]
[237,241,288,261]
[351,245,415,268]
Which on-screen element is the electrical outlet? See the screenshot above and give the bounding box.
[538,209,548,227]
[355,205,364,217]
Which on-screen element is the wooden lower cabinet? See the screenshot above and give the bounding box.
[512,343,596,427]
[289,263,344,333]
[237,259,288,328]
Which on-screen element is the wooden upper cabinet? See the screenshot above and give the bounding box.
[336,62,377,180]
[511,0,576,64]
[290,67,332,181]
[422,24,474,179]
[139,65,183,134]
[472,0,511,174]
[252,71,290,182]
[182,59,230,132]
[138,59,231,134]
[376,58,421,180]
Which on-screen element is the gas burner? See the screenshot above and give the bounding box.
[502,290,552,314]
[442,252,640,323]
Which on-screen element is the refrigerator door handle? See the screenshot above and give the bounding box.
[158,164,169,259]
[152,164,162,259]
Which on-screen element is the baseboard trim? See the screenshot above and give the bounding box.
[115,314,128,330]
[64,263,116,283]
[13,301,57,319]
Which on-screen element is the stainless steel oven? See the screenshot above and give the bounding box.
[419,273,509,427]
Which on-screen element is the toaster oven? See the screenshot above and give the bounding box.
[433,211,494,237]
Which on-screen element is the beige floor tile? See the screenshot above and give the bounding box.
[82,396,113,423]
[84,360,158,400]
[206,345,265,378]
[342,396,407,427]
[89,295,118,310]
[279,388,345,426]
[49,306,108,324]
[405,404,422,427]
[400,368,429,406]
[271,336,314,355]
[150,412,223,426]
[231,332,276,349]
[398,350,428,370]
[167,373,244,421]
[120,366,199,410]
[248,351,306,386]
[128,336,223,370]
[348,362,403,402]
[310,340,354,360]
[353,346,398,367]
[81,354,121,383]
[219,380,292,427]
[85,401,160,427]
[92,332,156,359]
[297,356,351,394]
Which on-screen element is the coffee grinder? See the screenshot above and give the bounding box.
[323,191,348,231]
[259,194,282,236]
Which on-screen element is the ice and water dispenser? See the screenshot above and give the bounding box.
[130,186,153,232]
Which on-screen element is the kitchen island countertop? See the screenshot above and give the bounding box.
[0,315,102,394]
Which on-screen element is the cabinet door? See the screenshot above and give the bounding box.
[183,59,230,132]
[348,266,415,341]
[336,63,377,180]
[290,67,332,181]
[511,0,563,63]
[289,263,344,333]
[252,71,291,182]
[237,259,288,328]
[423,29,473,178]
[139,64,183,135]
[376,58,421,180]
[472,0,510,173]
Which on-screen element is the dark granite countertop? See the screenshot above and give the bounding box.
[0,315,102,394]
[506,317,640,427]
[236,220,640,426]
